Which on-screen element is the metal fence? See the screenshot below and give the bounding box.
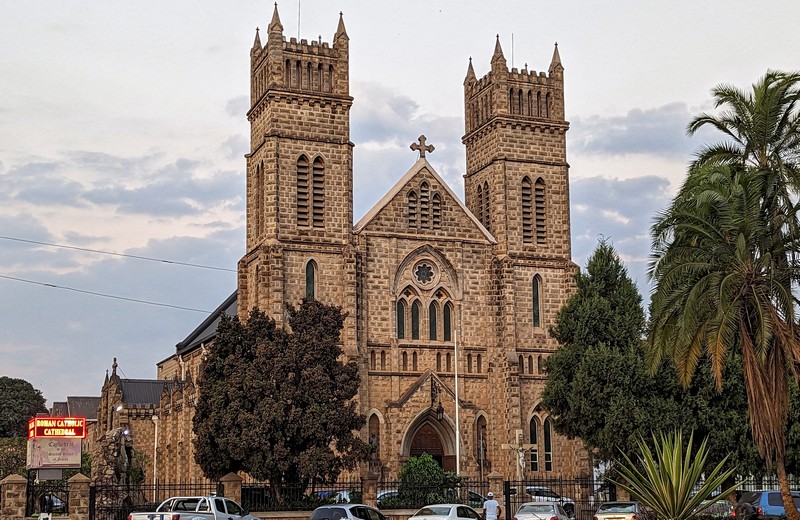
[241,477,363,512]
[89,479,221,520]
[504,478,596,520]
[26,472,70,516]
[375,479,489,510]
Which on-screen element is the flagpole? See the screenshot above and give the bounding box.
[454,326,461,475]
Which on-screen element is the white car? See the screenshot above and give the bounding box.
[525,487,576,517]
[311,504,389,520]
[411,503,483,519]
[514,501,571,520]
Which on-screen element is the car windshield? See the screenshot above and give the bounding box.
[529,488,560,499]
[311,507,348,520]
[519,504,555,514]
[598,503,637,513]
[413,506,452,516]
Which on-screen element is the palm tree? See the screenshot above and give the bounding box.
[649,69,800,520]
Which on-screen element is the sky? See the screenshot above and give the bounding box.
[1,1,798,406]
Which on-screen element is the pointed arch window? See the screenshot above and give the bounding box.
[538,355,544,374]
[535,178,546,243]
[518,355,524,373]
[529,417,540,472]
[295,60,301,88]
[380,350,386,370]
[467,353,473,373]
[370,351,376,370]
[544,417,553,471]
[477,354,482,373]
[528,355,534,375]
[396,300,406,339]
[432,193,442,230]
[412,352,418,371]
[255,162,264,237]
[477,183,484,224]
[545,93,551,118]
[284,59,291,87]
[296,155,310,226]
[483,181,490,230]
[411,301,421,340]
[522,176,533,243]
[446,352,452,372]
[419,182,430,229]
[402,351,408,371]
[537,91,542,117]
[429,302,438,340]
[312,157,325,227]
[443,302,454,342]
[305,260,317,300]
[408,190,418,228]
[436,352,442,372]
[533,275,542,328]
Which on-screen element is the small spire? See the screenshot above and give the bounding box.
[269,2,283,33]
[549,41,563,73]
[491,34,506,70]
[465,57,476,84]
[252,27,262,52]
[104,370,109,385]
[335,11,348,40]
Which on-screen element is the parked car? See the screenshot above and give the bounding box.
[695,498,734,518]
[593,501,650,520]
[376,489,398,508]
[736,490,800,520]
[40,493,67,514]
[311,503,389,520]
[127,495,258,520]
[411,503,483,519]
[317,490,353,504]
[526,487,576,517]
[514,501,571,520]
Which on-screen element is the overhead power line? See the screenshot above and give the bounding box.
[0,274,214,314]
[0,236,236,272]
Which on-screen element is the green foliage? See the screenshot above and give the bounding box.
[613,430,738,520]
[0,376,47,437]
[542,240,684,463]
[0,436,27,477]
[193,300,370,492]
[384,454,461,509]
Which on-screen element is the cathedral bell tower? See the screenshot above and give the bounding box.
[239,6,355,322]
[462,38,571,261]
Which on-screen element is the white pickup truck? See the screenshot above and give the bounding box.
[126,495,259,520]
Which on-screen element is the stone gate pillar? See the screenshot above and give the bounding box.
[361,470,378,507]
[68,473,91,520]
[0,474,27,520]
[219,472,242,505]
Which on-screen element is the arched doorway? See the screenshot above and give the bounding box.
[408,421,455,472]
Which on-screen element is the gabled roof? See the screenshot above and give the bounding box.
[66,396,101,420]
[118,379,184,407]
[353,157,496,244]
[175,291,237,356]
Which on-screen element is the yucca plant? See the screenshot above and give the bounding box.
[612,430,738,520]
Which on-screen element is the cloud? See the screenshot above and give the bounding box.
[569,175,673,296]
[226,96,249,118]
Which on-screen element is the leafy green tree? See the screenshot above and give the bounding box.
[542,240,684,463]
[0,376,47,438]
[613,430,738,520]
[0,437,26,477]
[385,454,460,509]
[193,300,370,497]
[651,70,800,520]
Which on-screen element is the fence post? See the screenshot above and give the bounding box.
[219,473,242,505]
[68,473,91,520]
[0,474,27,520]
[361,470,378,507]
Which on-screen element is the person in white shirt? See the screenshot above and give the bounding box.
[483,491,501,520]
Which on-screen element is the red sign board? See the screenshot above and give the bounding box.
[28,417,86,439]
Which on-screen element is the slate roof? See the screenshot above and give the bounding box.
[118,379,184,407]
[50,396,100,420]
[174,291,237,356]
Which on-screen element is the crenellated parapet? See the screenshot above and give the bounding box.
[249,5,350,111]
[463,40,565,136]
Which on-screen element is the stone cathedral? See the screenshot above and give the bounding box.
[94,6,589,485]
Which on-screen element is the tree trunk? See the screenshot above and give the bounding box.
[776,457,799,520]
